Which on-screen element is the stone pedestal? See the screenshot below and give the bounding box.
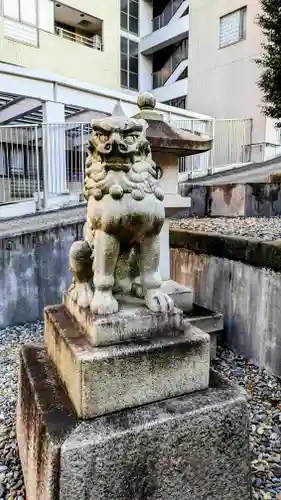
[45,304,210,419]
[62,291,184,346]
[17,346,252,500]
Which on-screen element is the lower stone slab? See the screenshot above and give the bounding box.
[45,306,210,418]
[17,345,252,500]
[183,304,224,360]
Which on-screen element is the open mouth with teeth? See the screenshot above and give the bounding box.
[102,156,133,172]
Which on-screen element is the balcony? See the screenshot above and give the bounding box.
[153,0,188,31]
[54,26,102,50]
[140,14,189,56]
[54,3,103,51]
[153,39,188,88]
[152,78,188,104]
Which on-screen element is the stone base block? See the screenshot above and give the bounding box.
[17,345,252,500]
[63,291,183,346]
[183,304,224,360]
[161,279,194,312]
[45,306,210,418]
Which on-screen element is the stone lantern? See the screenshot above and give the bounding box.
[133,92,213,308]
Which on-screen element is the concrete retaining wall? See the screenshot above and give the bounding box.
[180,183,281,217]
[170,229,281,377]
[2,212,281,378]
[0,220,84,328]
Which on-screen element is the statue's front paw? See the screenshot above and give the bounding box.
[145,289,174,313]
[69,282,94,309]
[90,290,119,315]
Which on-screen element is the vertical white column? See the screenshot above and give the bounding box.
[139,0,153,93]
[159,219,171,281]
[42,101,68,196]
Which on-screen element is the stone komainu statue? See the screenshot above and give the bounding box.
[69,102,174,315]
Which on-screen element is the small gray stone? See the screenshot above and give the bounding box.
[274,465,281,477]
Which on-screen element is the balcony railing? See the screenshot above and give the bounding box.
[54,26,103,51]
[153,0,184,31]
[153,38,188,88]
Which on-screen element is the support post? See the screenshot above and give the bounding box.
[159,219,171,281]
[42,101,67,206]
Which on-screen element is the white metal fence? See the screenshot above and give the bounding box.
[0,123,91,209]
[176,118,253,178]
[0,118,252,213]
[0,125,41,206]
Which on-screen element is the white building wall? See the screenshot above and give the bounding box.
[186,0,270,160]
[38,0,54,33]
[139,0,153,92]
[0,0,120,90]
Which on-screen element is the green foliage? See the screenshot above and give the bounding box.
[257,0,281,119]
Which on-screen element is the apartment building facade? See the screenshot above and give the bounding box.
[186,0,281,161]
[0,0,213,217]
[138,0,280,161]
[0,0,189,102]
[0,0,120,90]
[0,0,278,183]
[0,1,268,118]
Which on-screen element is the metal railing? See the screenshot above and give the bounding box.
[0,118,253,213]
[177,119,253,178]
[0,123,91,209]
[153,0,185,31]
[153,39,188,89]
[54,26,103,50]
[0,125,41,206]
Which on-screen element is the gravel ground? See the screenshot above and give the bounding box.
[170,216,281,241]
[0,323,43,500]
[0,324,281,499]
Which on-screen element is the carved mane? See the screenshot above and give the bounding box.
[84,112,164,202]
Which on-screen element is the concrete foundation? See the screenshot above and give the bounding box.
[17,345,252,500]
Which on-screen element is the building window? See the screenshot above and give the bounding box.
[3,0,37,26]
[120,0,139,35]
[219,7,246,48]
[121,37,139,90]
[164,97,187,109]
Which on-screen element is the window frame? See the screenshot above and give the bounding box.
[120,0,139,36]
[3,0,38,28]
[120,36,139,91]
[219,6,247,49]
